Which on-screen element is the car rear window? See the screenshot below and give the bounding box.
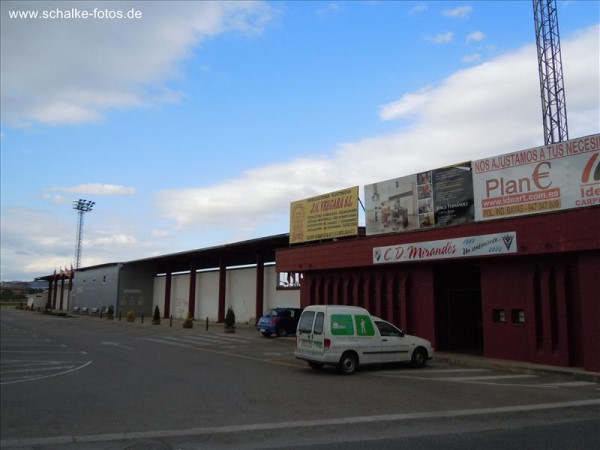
[298,311,315,333]
[314,312,324,335]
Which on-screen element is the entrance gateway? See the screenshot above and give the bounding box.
[435,262,482,354]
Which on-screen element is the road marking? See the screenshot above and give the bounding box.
[101,341,135,350]
[2,365,80,375]
[165,334,254,344]
[142,336,301,367]
[0,361,92,385]
[2,399,599,448]
[0,350,87,354]
[143,337,194,349]
[543,381,597,387]
[385,368,489,374]
[432,374,537,381]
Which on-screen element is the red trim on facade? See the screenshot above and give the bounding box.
[277,207,600,372]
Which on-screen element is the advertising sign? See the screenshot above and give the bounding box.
[472,133,600,221]
[373,232,517,264]
[289,186,359,244]
[365,163,474,236]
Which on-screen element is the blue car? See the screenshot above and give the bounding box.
[256,307,302,337]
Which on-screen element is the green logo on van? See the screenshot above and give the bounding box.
[354,315,375,336]
[330,314,375,336]
[330,315,354,335]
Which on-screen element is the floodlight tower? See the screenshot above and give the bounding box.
[73,199,95,269]
[533,0,569,145]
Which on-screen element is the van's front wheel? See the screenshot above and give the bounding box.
[338,352,358,375]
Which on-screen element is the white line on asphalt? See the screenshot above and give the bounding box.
[543,381,597,387]
[0,350,86,354]
[143,337,194,348]
[2,399,598,448]
[1,365,78,375]
[0,361,92,386]
[432,374,538,381]
[101,341,135,350]
[1,343,66,347]
[386,368,490,374]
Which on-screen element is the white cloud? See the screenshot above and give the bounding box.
[154,26,599,235]
[466,31,486,44]
[316,3,341,18]
[409,3,428,15]
[47,184,137,196]
[462,53,482,63]
[426,31,454,44]
[443,6,473,19]
[378,87,433,121]
[0,1,273,127]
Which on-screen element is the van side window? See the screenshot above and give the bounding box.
[375,321,402,337]
[298,311,315,334]
[314,312,324,335]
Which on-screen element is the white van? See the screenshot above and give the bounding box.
[295,305,433,374]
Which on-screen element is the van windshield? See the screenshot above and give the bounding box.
[297,311,315,333]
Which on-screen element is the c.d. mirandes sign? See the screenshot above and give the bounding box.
[373,232,517,264]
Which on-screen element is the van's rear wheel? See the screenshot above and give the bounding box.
[338,352,358,375]
[411,347,428,368]
[308,361,324,370]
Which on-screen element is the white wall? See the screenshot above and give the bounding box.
[152,265,300,323]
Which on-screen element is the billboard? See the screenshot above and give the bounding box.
[472,133,600,221]
[373,232,517,264]
[290,186,359,244]
[365,163,474,236]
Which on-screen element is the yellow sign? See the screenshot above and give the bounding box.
[290,186,359,244]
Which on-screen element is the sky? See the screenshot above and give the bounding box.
[1,1,599,282]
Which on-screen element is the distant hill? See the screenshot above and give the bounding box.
[1,280,48,291]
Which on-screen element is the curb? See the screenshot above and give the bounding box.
[434,352,600,383]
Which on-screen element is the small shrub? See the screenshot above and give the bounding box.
[183,311,194,328]
[224,307,236,328]
[152,305,161,324]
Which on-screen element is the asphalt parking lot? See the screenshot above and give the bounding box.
[2,309,599,450]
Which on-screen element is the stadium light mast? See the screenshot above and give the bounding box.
[533,0,569,145]
[73,199,95,269]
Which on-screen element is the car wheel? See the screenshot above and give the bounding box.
[308,361,324,370]
[411,347,428,368]
[338,352,358,375]
[261,331,272,337]
[276,327,288,337]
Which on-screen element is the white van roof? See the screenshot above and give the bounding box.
[302,305,371,314]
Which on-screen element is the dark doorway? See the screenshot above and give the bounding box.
[435,262,482,354]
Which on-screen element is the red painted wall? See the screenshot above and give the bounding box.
[278,207,600,371]
[577,252,600,372]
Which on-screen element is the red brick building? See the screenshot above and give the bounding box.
[276,207,600,373]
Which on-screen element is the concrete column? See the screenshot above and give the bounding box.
[255,253,264,322]
[188,261,197,318]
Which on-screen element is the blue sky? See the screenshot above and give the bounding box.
[1,1,599,281]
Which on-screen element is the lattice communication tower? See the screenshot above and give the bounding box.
[533,0,569,145]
